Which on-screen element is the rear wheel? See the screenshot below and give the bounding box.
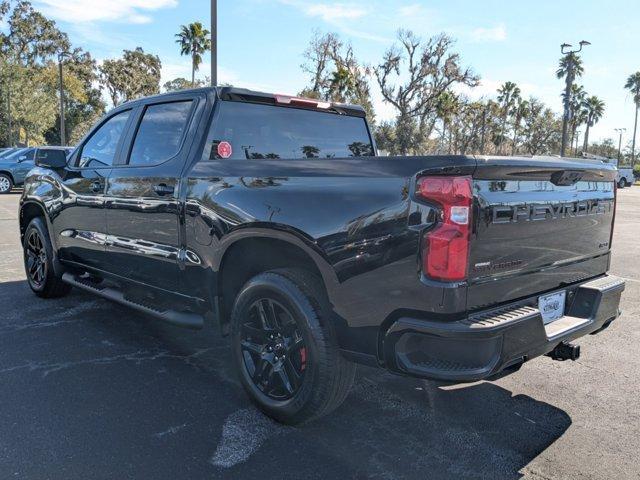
[23,217,71,298]
[0,174,12,194]
[230,269,355,425]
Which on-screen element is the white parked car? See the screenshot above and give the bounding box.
[581,153,634,188]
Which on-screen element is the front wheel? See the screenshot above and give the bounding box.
[23,217,71,298]
[618,179,626,189]
[0,174,12,194]
[230,269,355,425]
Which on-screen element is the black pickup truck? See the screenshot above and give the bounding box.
[20,87,625,424]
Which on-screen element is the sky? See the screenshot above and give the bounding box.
[27,0,640,143]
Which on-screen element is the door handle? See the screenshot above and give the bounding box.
[90,181,102,193]
[153,183,175,196]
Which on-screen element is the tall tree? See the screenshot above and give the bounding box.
[510,97,530,155]
[0,0,72,145]
[328,66,354,103]
[496,81,521,154]
[300,32,375,121]
[624,72,640,167]
[7,63,57,144]
[588,138,618,158]
[556,53,584,156]
[435,91,459,154]
[521,98,562,155]
[565,84,586,155]
[375,30,479,155]
[175,22,211,87]
[373,121,398,155]
[447,99,486,155]
[164,77,206,92]
[99,48,161,106]
[556,52,584,80]
[582,96,605,152]
[301,31,341,97]
[1,0,69,66]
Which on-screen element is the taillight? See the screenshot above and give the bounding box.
[417,176,473,282]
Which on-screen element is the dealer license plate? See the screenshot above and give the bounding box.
[538,291,567,324]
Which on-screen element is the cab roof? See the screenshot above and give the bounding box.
[119,86,367,118]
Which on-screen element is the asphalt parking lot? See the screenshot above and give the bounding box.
[0,188,638,480]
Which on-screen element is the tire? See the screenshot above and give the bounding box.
[23,217,71,298]
[230,268,355,425]
[618,178,626,189]
[0,174,12,194]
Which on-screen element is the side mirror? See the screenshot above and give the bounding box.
[35,149,68,169]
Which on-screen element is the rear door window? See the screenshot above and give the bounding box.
[207,101,374,160]
[128,101,193,167]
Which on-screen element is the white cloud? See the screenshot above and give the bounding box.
[33,0,177,24]
[279,1,367,21]
[277,1,389,42]
[398,4,424,18]
[470,24,507,42]
[304,3,367,21]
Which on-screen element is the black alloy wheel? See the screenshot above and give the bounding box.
[240,298,307,400]
[23,217,71,298]
[231,269,355,425]
[25,228,48,289]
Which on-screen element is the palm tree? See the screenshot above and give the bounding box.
[557,53,584,155]
[328,67,354,103]
[573,107,588,156]
[566,84,587,154]
[435,91,460,154]
[556,53,584,80]
[497,81,521,154]
[175,22,212,86]
[510,98,529,155]
[582,96,605,152]
[624,72,640,167]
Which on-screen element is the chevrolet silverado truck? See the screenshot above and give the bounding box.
[20,87,625,424]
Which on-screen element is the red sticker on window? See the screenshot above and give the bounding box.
[217,141,233,158]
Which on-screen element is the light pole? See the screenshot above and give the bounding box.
[560,40,590,157]
[211,0,217,86]
[58,51,71,146]
[615,128,626,163]
[574,130,581,156]
[6,82,12,147]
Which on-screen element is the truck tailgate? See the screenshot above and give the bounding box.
[467,156,617,310]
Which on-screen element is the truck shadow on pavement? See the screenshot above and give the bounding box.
[0,279,571,480]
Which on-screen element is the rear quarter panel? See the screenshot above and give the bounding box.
[183,155,476,356]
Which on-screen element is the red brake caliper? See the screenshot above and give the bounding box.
[300,347,307,371]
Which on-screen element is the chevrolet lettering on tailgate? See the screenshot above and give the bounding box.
[490,199,614,224]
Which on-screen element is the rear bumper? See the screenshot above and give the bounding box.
[383,275,625,382]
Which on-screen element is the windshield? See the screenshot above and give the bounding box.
[2,149,32,162]
[0,148,17,159]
